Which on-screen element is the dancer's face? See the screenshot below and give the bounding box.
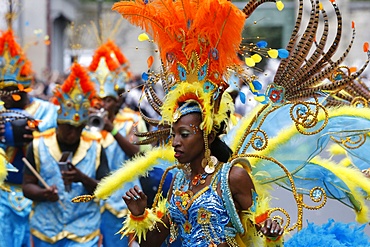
[56,123,84,145]
[171,113,204,166]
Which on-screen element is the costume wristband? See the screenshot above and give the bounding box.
[111,127,119,136]
[118,208,164,243]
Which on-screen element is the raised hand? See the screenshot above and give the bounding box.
[260,218,284,238]
[122,185,148,216]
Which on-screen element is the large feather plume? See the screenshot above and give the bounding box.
[112,0,245,86]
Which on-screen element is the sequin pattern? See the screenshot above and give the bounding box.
[168,170,232,246]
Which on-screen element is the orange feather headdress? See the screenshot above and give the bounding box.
[113,0,247,133]
[52,62,97,126]
[88,39,131,98]
[0,29,33,89]
[113,0,244,88]
[112,0,283,138]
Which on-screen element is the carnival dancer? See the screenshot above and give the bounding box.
[0,5,57,247]
[79,0,286,246]
[75,0,370,245]
[87,39,149,246]
[22,62,109,247]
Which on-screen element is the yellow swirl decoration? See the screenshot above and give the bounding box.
[232,153,330,232]
[351,96,368,108]
[290,98,328,135]
[250,129,269,151]
[306,187,327,209]
[330,133,367,149]
[268,208,290,229]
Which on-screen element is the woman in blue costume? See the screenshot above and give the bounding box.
[72,0,370,244]
[94,0,285,246]
[66,0,287,246]
[122,99,284,247]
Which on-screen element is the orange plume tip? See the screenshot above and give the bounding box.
[11,94,21,101]
[89,43,120,72]
[363,42,369,52]
[62,63,96,100]
[27,119,41,128]
[352,21,355,29]
[17,84,24,91]
[349,67,357,73]
[18,83,32,93]
[330,0,336,3]
[147,56,154,68]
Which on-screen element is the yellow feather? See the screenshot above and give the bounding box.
[94,145,175,200]
[328,144,347,155]
[322,105,370,119]
[0,149,8,185]
[117,208,165,243]
[338,157,352,167]
[311,156,370,223]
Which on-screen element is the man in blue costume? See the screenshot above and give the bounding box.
[22,62,109,247]
[0,28,57,247]
[87,40,149,246]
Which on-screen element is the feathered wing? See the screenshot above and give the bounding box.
[221,0,370,225]
[270,0,370,102]
[224,102,370,222]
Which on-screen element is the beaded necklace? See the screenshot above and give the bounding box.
[189,172,210,190]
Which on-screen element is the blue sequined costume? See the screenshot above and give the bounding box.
[168,166,239,247]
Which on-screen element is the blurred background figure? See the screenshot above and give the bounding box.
[23,62,109,247]
[87,33,149,246]
[0,2,57,246]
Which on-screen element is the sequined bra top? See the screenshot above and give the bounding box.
[168,168,237,247]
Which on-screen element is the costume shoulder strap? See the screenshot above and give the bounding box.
[220,160,244,234]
